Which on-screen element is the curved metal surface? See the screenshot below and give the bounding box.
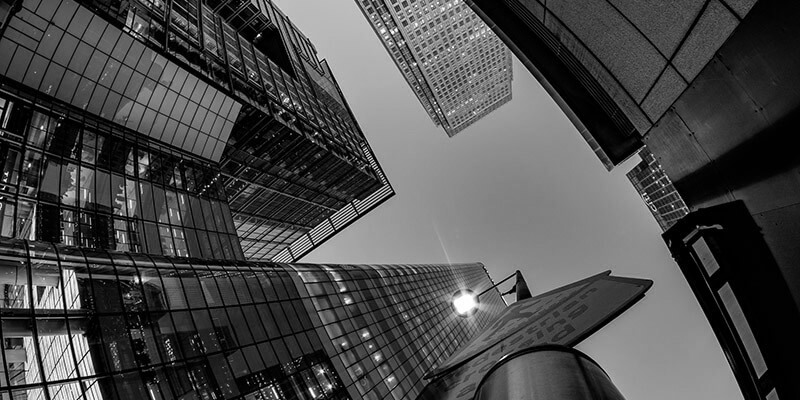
[474,345,625,400]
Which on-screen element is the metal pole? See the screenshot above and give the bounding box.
[477,269,521,298]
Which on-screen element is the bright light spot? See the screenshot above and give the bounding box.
[452,290,478,316]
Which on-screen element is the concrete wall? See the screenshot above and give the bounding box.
[644,0,800,309]
[506,0,757,133]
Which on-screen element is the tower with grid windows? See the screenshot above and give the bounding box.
[292,262,505,399]
[355,0,513,137]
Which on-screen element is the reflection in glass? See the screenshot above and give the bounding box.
[0,107,243,258]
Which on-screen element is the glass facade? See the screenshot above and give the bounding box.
[626,147,689,231]
[0,238,348,400]
[0,239,506,400]
[0,92,243,260]
[292,263,505,400]
[1,0,393,261]
[0,0,241,161]
[0,1,427,397]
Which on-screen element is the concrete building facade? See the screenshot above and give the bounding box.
[355,0,513,136]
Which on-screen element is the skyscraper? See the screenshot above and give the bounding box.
[626,147,688,232]
[292,262,505,399]
[355,0,513,137]
[0,237,505,400]
[465,1,800,398]
[0,0,393,262]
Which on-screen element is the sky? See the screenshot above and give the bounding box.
[275,1,742,399]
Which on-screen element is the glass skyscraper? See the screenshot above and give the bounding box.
[0,237,505,399]
[292,263,504,399]
[0,0,393,262]
[626,147,688,232]
[355,0,513,137]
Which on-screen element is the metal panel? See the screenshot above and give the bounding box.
[474,346,625,400]
[753,204,800,311]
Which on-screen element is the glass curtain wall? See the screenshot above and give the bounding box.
[292,263,506,400]
[0,239,346,400]
[0,93,243,260]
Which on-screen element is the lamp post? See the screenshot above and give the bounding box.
[451,270,531,317]
[423,270,652,400]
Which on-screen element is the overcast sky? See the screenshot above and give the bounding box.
[275,1,742,399]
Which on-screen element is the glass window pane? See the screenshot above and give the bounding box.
[226,307,254,346]
[209,308,237,350]
[171,311,201,358]
[692,237,720,276]
[192,309,221,354]
[153,312,183,362]
[138,267,167,311]
[128,313,163,367]
[718,283,767,377]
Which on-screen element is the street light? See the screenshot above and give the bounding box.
[451,270,531,317]
[451,289,479,317]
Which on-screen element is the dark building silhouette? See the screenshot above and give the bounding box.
[663,202,800,400]
[0,238,505,399]
[465,1,800,398]
[0,0,392,262]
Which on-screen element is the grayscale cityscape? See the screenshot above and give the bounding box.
[0,0,797,399]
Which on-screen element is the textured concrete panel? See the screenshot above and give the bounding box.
[732,168,800,215]
[722,0,758,19]
[609,0,706,56]
[672,57,767,160]
[641,65,688,121]
[543,14,652,134]
[672,0,739,81]
[715,2,800,125]
[515,0,546,21]
[753,203,800,311]
[547,0,665,102]
[642,110,710,183]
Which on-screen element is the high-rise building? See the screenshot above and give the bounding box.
[0,237,505,400]
[355,0,513,137]
[292,262,505,399]
[626,147,688,231]
[0,0,393,262]
[465,1,800,398]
